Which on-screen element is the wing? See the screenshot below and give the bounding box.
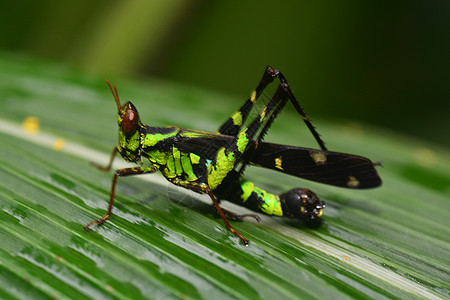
[250,142,382,189]
[176,129,234,160]
[176,131,382,189]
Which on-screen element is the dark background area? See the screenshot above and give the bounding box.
[1,1,448,147]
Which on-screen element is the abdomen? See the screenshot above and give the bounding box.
[214,172,284,217]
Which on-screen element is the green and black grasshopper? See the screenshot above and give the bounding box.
[85,66,382,245]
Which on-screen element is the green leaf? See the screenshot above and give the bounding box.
[0,53,449,299]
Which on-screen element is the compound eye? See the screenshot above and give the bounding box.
[122,108,138,136]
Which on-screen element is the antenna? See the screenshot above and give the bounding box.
[106,79,122,111]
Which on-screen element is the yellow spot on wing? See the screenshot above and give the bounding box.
[310,151,327,165]
[53,139,65,150]
[23,117,39,134]
[275,156,283,170]
[347,176,360,188]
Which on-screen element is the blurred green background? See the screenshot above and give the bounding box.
[1,0,449,146]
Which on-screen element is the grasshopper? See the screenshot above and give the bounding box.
[85,66,382,245]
